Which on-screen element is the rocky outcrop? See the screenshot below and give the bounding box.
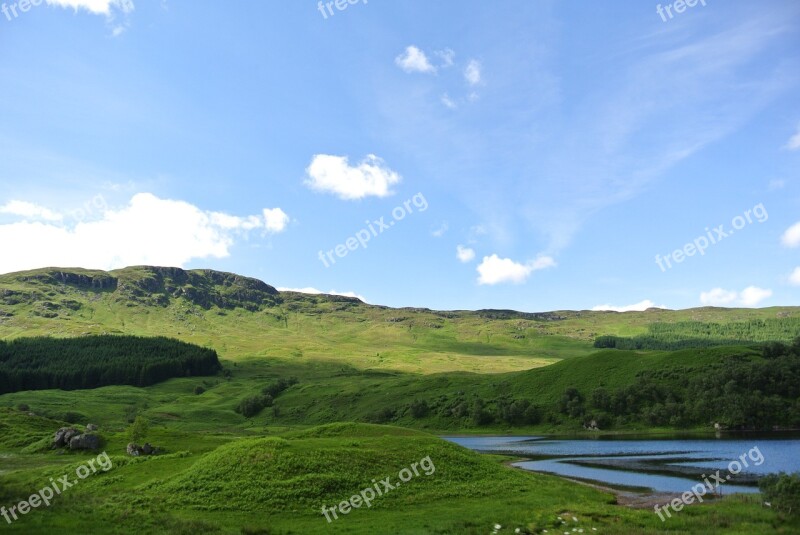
[53,427,81,448]
[127,442,161,456]
[54,427,102,450]
[69,433,101,450]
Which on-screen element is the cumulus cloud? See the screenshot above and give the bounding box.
[395,46,436,74]
[456,245,475,263]
[699,288,738,306]
[277,287,366,303]
[781,222,800,248]
[0,193,288,274]
[785,124,800,151]
[305,154,401,200]
[263,208,290,233]
[789,267,800,286]
[46,0,134,35]
[464,60,482,86]
[0,200,63,222]
[700,286,772,307]
[592,300,667,312]
[476,254,555,285]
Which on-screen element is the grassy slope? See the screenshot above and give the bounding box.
[1,267,799,533]
[0,419,790,534]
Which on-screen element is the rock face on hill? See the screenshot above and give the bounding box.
[0,266,289,314]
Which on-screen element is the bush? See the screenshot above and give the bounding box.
[471,399,493,426]
[16,403,29,412]
[236,395,273,418]
[410,399,430,418]
[760,472,800,516]
[193,385,206,395]
[367,407,396,424]
[128,416,149,443]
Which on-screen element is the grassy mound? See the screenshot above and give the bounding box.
[149,424,532,514]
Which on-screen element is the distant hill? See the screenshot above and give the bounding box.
[0,266,798,374]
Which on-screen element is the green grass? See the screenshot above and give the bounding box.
[0,420,794,534]
[2,267,800,533]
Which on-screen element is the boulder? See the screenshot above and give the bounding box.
[53,427,80,448]
[69,433,101,451]
[127,442,160,456]
[86,423,99,432]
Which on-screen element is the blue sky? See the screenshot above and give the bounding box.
[1,0,799,312]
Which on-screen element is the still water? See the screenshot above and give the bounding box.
[445,434,800,494]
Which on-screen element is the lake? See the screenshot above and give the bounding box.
[444,434,800,494]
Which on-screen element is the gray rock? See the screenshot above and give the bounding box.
[69,433,101,450]
[86,423,98,432]
[127,443,141,456]
[53,427,80,448]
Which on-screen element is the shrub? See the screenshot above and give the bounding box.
[193,385,206,395]
[236,394,273,418]
[760,472,800,516]
[410,399,430,418]
[128,416,149,443]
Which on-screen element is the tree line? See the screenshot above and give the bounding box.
[594,318,800,350]
[0,335,221,393]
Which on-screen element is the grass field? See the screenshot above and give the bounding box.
[1,267,799,533]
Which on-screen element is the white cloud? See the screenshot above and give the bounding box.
[699,288,739,306]
[395,46,436,74]
[0,193,288,274]
[441,93,457,109]
[739,286,773,307]
[263,208,290,233]
[0,200,63,222]
[456,245,475,263]
[46,0,134,35]
[789,267,800,286]
[431,222,449,238]
[464,60,482,86]
[700,286,772,307]
[305,154,401,200]
[785,124,800,151]
[781,222,800,248]
[768,179,786,191]
[476,254,555,285]
[592,300,667,312]
[277,287,366,303]
[46,0,130,15]
[435,48,455,68]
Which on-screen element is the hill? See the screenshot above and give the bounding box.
[1,266,798,375]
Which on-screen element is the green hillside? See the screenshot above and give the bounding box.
[1,267,799,533]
